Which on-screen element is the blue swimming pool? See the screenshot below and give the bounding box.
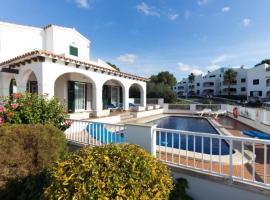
[152,116,231,155]
[86,123,125,144]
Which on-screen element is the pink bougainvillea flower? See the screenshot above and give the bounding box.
[0,117,4,126]
[65,119,73,126]
[0,106,5,112]
[10,103,18,109]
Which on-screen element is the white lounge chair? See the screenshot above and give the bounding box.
[196,109,212,116]
[212,109,227,118]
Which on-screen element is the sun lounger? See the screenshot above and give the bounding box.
[196,109,212,116]
[212,109,227,118]
[106,103,118,112]
[241,130,270,140]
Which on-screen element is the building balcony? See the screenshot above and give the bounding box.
[203,82,214,87]
[222,81,237,86]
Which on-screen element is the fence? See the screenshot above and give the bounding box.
[64,118,270,189]
[154,127,270,189]
[65,119,126,146]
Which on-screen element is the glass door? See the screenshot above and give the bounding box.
[75,82,86,111]
[111,87,118,107]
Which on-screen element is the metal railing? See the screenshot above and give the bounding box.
[168,104,191,110]
[154,127,270,189]
[195,104,221,111]
[65,119,126,146]
[146,98,159,105]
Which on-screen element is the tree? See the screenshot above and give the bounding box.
[255,59,270,67]
[224,69,237,97]
[106,62,120,71]
[188,73,195,83]
[150,71,177,87]
[147,71,177,103]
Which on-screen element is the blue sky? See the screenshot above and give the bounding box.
[1,0,270,80]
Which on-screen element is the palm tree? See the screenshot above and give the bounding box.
[188,73,195,83]
[224,69,237,97]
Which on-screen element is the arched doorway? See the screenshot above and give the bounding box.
[26,72,38,93]
[9,77,17,95]
[102,80,124,109]
[54,73,95,113]
[129,83,144,106]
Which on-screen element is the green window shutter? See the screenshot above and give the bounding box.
[68,81,75,113]
[69,46,78,56]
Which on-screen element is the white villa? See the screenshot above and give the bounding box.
[0,22,147,117]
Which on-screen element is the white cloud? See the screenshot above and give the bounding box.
[136,2,160,16]
[221,6,231,13]
[117,54,137,64]
[243,18,251,27]
[168,13,179,21]
[74,0,89,8]
[177,62,203,75]
[197,0,208,6]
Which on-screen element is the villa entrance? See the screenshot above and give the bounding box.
[54,73,94,113]
[102,80,123,109]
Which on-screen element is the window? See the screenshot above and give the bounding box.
[209,75,216,78]
[241,78,246,83]
[197,83,200,86]
[69,46,78,57]
[241,87,246,92]
[253,79,259,85]
[250,91,262,97]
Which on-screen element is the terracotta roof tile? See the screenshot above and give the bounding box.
[0,50,149,82]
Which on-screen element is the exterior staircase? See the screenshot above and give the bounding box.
[120,112,136,122]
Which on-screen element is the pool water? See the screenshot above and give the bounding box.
[152,116,230,155]
[86,123,125,144]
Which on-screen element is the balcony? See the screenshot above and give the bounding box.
[222,81,237,86]
[203,82,214,87]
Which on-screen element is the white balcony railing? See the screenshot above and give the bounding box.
[154,127,270,189]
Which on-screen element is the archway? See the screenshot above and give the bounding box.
[54,73,96,113]
[129,83,144,106]
[26,71,38,94]
[102,79,124,109]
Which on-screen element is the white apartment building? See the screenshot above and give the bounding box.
[0,22,147,117]
[174,67,248,98]
[247,63,270,101]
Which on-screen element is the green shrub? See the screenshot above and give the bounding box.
[0,93,69,130]
[0,124,67,189]
[170,178,193,200]
[44,144,173,199]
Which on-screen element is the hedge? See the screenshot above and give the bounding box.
[44,144,173,199]
[0,124,67,190]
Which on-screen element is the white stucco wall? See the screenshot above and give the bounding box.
[0,22,90,62]
[247,63,270,99]
[0,22,43,62]
[45,26,90,61]
[171,169,270,200]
